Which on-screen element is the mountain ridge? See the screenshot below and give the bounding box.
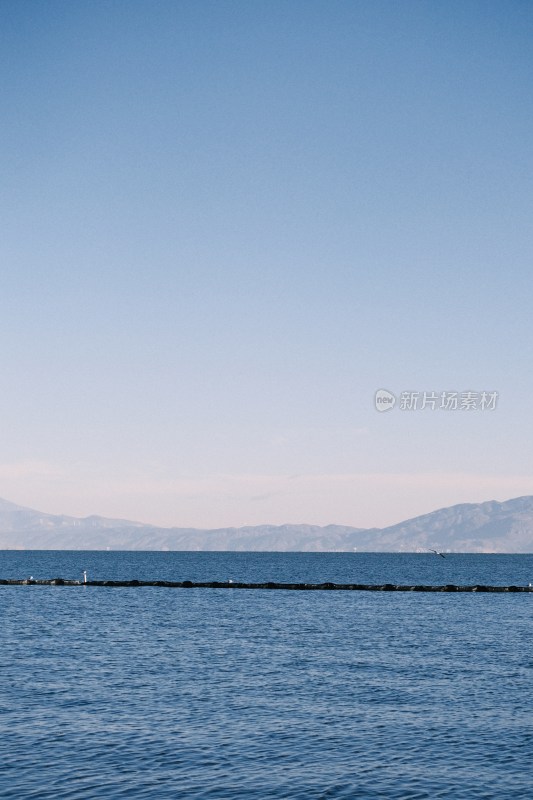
[0,495,532,552]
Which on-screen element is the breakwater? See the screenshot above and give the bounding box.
[1,579,532,592]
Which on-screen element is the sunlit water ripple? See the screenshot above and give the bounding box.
[1,552,532,798]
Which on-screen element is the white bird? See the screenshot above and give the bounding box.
[429,549,446,559]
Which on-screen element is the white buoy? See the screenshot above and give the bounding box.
[83,570,87,584]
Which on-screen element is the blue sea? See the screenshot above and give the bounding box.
[1,552,532,799]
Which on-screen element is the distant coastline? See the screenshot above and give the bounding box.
[1,495,532,553]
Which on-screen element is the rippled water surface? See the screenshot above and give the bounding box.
[1,552,532,798]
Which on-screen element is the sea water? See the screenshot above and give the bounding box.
[1,552,532,798]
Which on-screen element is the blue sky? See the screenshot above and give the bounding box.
[1,0,532,528]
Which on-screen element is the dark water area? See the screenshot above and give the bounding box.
[1,553,532,798]
[3,549,533,586]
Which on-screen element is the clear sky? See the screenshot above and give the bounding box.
[1,0,532,529]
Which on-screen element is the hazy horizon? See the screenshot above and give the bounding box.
[2,489,533,535]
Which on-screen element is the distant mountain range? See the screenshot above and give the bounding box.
[1,495,533,552]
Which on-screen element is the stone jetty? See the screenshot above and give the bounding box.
[1,579,532,592]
